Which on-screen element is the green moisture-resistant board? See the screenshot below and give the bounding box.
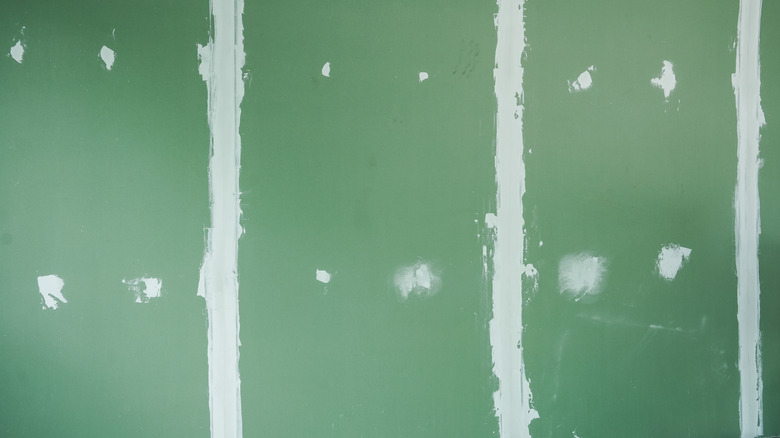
[522,1,742,437]
[238,0,498,436]
[1,0,779,437]
[0,1,211,437]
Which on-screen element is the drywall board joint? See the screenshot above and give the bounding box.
[733,0,765,437]
[197,0,246,437]
[490,0,538,437]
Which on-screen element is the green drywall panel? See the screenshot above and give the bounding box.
[238,0,498,436]
[3,1,778,437]
[0,1,211,436]
[759,1,780,434]
[522,0,742,436]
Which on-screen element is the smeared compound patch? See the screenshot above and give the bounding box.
[651,60,676,100]
[122,277,162,303]
[418,71,429,82]
[394,261,441,299]
[315,269,331,284]
[100,45,115,70]
[197,42,213,82]
[522,263,539,293]
[656,244,692,280]
[321,61,331,77]
[10,41,24,63]
[37,275,67,309]
[559,252,607,301]
[568,65,595,92]
[484,212,498,229]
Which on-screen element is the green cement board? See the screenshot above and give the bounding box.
[0,0,778,437]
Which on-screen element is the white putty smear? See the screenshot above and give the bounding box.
[394,261,440,299]
[418,71,429,82]
[122,277,162,303]
[37,275,66,310]
[559,252,607,301]
[315,269,331,284]
[197,42,212,82]
[656,244,691,280]
[651,60,676,100]
[733,0,765,435]
[197,0,246,435]
[568,65,595,92]
[521,263,539,293]
[10,41,24,63]
[482,244,489,274]
[491,0,539,435]
[485,212,498,229]
[100,45,115,70]
[321,61,331,77]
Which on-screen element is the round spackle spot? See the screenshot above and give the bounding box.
[558,252,607,301]
[394,261,441,300]
[656,244,692,280]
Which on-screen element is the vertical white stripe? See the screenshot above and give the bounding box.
[198,0,245,437]
[733,0,764,436]
[490,0,538,436]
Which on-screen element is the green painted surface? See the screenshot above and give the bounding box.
[238,0,498,436]
[1,0,779,437]
[522,0,744,436]
[759,1,780,435]
[0,2,211,436]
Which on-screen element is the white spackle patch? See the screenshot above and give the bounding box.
[197,42,213,82]
[651,60,676,100]
[394,261,441,299]
[485,212,498,229]
[559,253,607,301]
[100,45,115,70]
[37,275,67,310]
[482,245,489,274]
[122,277,163,303]
[10,41,24,63]
[656,244,692,280]
[418,71,429,82]
[521,263,539,292]
[321,61,331,77]
[315,269,331,284]
[568,65,595,93]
